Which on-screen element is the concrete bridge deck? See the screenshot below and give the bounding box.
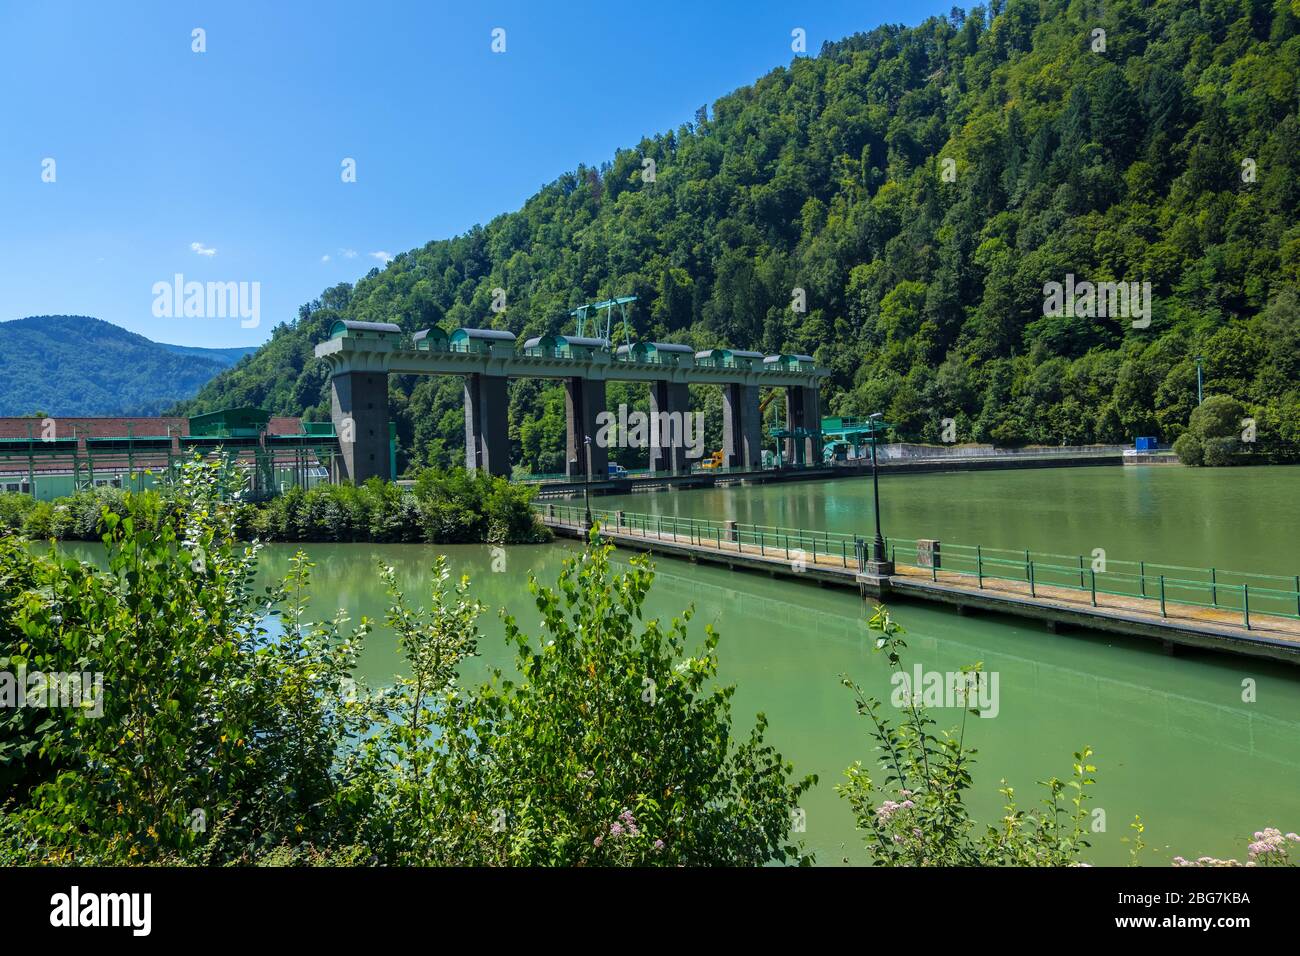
[315,323,830,485]
[538,508,1300,666]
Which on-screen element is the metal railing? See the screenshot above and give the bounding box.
[535,504,1300,628]
[517,461,828,484]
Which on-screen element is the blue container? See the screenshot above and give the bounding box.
[1135,436,1159,451]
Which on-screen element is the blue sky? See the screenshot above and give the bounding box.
[1,0,941,347]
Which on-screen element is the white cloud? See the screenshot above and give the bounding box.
[369,251,392,264]
[321,254,331,263]
[341,248,357,259]
[190,241,217,257]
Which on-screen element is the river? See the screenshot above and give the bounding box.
[45,464,1300,865]
[243,464,1300,866]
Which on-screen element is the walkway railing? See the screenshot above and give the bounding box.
[517,462,828,484]
[535,504,1300,628]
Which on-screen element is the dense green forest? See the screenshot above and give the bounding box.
[0,316,253,417]
[178,0,1300,474]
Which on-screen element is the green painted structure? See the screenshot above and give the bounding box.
[0,407,357,501]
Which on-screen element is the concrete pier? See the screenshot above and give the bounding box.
[784,385,822,465]
[464,373,511,477]
[565,377,608,479]
[330,370,391,482]
[723,383,763,469]
[649,380,691,473]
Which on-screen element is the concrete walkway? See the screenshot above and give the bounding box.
[541,514,1300,666]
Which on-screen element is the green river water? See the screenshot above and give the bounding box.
[55,464,1300,864]
[247,464,1300,866]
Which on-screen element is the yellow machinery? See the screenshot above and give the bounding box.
[700,390,780,469]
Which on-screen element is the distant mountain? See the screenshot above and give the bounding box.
[155,342,258,367]
[0,316,257,417]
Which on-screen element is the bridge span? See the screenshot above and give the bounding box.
[314,321,829,483]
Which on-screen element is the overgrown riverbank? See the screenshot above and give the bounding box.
[0,466,550,545]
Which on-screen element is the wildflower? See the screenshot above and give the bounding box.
[593,835,604,848]
[610,822,624,838]
[875,799,902,822]
[653,839,665,852]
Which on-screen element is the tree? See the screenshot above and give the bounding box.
[1173,395,1247,466]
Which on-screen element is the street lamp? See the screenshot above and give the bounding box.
[1194,356,1204,406]
[867,412,893,573]
[583,435,593,530]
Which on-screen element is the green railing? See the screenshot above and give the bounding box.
[538,503,864,572]
[534,504,1300,629]
[518,461,826,484]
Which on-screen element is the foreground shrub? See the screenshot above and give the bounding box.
[1,464,806,866]
[344,528,816,866]
[1173,828,1300,867]
[839,606,1110,866]
[1,459,367,864]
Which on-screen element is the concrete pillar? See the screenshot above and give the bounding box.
[723,383,762,469]
[331,371,391,483]
[565,377,608,479]
[464,373,511,478]
[785,386,823,466]
[648,380,691,473]
[785,387,804,466]
[803,386,822,465]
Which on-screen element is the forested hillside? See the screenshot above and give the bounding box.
[178,0,1300,473]
[0,316,253,417]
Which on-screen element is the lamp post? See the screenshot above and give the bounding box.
[583,436,593,530]
[867,412,893,574]
[1194,356,1204,406]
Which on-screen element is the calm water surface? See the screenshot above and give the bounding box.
[54,465,1300,865]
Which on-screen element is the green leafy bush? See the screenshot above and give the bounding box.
[1,464,805,866]
[1174,395,1248,466]
[343,529,815,866]
[1,459,367,864]
[0,464,548,546]
[839,606,1110,866]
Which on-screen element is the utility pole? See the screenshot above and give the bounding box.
[1195,356,1204,406]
